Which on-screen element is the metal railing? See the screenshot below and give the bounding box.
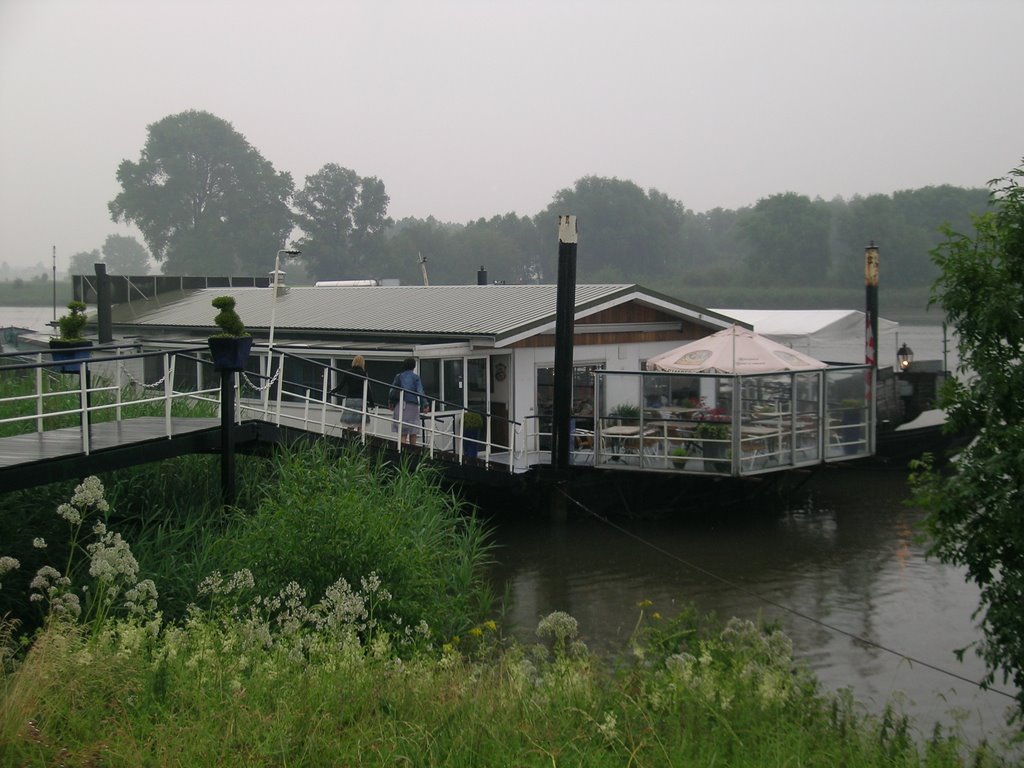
[0,344,220,453]
[248,349,527,473]
[1,345,529,473]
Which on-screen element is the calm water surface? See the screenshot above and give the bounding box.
[488,467,1018,749]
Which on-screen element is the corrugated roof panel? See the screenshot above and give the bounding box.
[116,284,640,339]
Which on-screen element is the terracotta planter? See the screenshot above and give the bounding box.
[48,339,93,373]
[208,336,253,371]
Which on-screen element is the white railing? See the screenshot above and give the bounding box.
[244,349,527,473]
[0,345,217,454]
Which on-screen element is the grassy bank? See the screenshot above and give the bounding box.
[0,280,72,308]
[0,452,1015,765]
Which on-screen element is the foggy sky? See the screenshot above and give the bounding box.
[1,0,1022,272]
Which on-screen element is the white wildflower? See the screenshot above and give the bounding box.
[361,572,392,603]
[0,556,19,589]
[86,529,139,596]
[32,538,46,549]
[124,579,159,617]
[536,611,578,644]
[596,711,619,742]
[71,476,109,513]
[51,591,81,619]
[56,503,81,525]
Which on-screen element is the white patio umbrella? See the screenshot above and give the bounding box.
[647,325,828,374]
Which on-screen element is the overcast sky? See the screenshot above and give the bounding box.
[1,0,1021,272]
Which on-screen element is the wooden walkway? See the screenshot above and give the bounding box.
[0,416,521,496]
[0,417,228,493]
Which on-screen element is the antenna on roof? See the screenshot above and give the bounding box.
[418,252,429,286]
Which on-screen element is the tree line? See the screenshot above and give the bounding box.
[91,110,988,295]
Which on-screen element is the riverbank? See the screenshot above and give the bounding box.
[0,448,1019,763]
[4,601,1011,766]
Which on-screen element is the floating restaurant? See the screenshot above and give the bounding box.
[63,268,874,480]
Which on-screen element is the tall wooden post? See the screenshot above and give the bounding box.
[220,369,237,508]
[865,241,879,452]
[552,215,578,471]
[865,241,879,371]
[94,262,113,344]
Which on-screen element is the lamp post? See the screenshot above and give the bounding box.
[897,343,914,371]
[268,248,301,349]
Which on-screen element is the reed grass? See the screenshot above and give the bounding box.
[217,442,494,639]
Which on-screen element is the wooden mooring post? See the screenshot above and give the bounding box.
[220,368,237,508]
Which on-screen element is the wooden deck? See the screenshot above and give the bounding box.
[0,416,521,495]
[0,417,228,493]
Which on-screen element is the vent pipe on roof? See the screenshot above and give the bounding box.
[477,266,488,285]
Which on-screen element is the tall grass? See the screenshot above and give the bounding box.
[0,601,1009,766]
[217,442,494,638]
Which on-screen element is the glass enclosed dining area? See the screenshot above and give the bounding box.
[589,366,874,476]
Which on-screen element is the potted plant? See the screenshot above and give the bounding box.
[463,410,484,458]
[49,300,93,372]
[694,420,730,472]
[609,402,640,426]
[670,445,690,468]
[208,296,253,371]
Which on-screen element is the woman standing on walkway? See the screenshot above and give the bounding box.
[388,357,429,445]
[332,355,375,432]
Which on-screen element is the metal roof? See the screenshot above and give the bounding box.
[110,284,737,344]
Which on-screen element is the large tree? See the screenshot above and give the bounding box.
[292,164,392,281]
[67,250,100,277]
[101,234,149,274]
[537,177,689,282]
[911,160,1024,718]
[736,192,832,284]
[108,110,294,275]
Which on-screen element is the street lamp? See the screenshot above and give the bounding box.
[268,248,301,349]
[897,343,914,371]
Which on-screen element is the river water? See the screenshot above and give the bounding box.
[488,326,1017,750]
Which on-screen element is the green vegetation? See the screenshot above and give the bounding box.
[0,454,1016,764]
[53,300,88,342]
[101,109,986,297]
[210,295,247,338]
[609,403,641,419]
[693,421,729,440]
[0,280,72,307]
[912,158,1024,717]
[218,442,492,637]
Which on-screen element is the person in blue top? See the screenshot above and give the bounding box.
[388,357,430,445]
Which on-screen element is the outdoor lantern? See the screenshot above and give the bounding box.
[897,343,914,371]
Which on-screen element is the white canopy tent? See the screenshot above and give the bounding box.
[711,309,899,367]
[646,325,828,374]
